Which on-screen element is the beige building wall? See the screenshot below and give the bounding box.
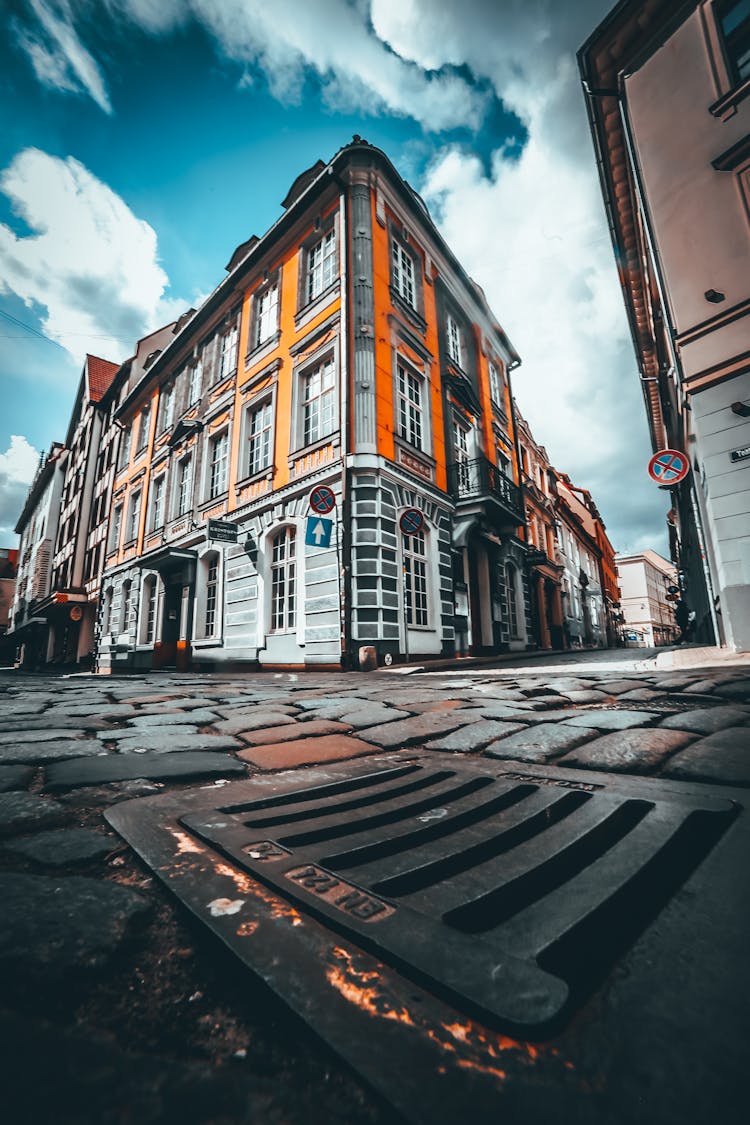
[617,551,679,647]
[623,3,750,649]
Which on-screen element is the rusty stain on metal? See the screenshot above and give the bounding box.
[214,861,304,925]
[236,921,259,937]
[170,829,205,855]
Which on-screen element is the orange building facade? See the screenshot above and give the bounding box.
[97,139,530,671]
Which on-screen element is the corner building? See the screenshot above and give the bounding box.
[98,139,527,672]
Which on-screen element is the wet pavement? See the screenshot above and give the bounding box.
[1,646,748,1123]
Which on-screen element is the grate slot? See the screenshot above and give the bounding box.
[278,776,496,848]
[443,799,652,933]
[243,770,457,828]
[320,783,538,873]
[372,789,591,899]
[219,763,421,814]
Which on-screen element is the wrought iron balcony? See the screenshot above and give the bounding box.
[447,456,523,522]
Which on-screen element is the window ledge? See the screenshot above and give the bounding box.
[295,282,340,329]
[236,467,274,490]
[193,637,224,649]
[245,331,281,368]
[709,75,750,120]
[288,433,340,465]
[197,493,229,512]
[389,287,426,334]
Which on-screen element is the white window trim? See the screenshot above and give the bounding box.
[304,225,338,306]
[149,473,166,531]
[393,354,432,455]
[251,279,280,352]
[391,236,417,309]
[204,426,230,501]
[398,517,440,646]
[290,338,339,455]
[138,571,160,646]
[188,359,203,406]
[446,313,463,368]
[241,390,276,481]
[173,454,194,519]
[193,546,224,645]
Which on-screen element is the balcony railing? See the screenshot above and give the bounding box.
[447,456,523,520]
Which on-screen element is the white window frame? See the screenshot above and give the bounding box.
[297,352,336,450]
[126,489,141,543]
[150,473,166,531]
[120,579,131,632]
[159,385,175,433]
[220,323,239,379]
[453,416,474,491]
[403,528,429,627]
[136,404,151,454]
[246,397,274,477]
[392,237,416,308]
[306,227,337,304]
[118,424,132,471]
[194,547,223,643]
[488,360,502,406]
[396,360,425,451]
[254,282,279,349]
[140,573,159,645]
[174,455,193,518]
[109,503,123,552]
[446,314,463,367]
[188,360,203,406]
[207,429,229,500]
[269,526,297,634]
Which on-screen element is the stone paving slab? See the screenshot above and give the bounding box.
[355,709,479,748]
[0,873,150,980]
[662,728,750,786]
[237,734,380,770]
[563,709,659,731]
[0,738,107,765]
[589,679,654,695]
[617,688,667,702]
[57,780,166,806]
[0,714,113,734]
[109,732,243,754]
[660,705,750,735]
[0,792,71,837]
[117,708,221,729]
[211,711,298,735]
[558,728,696,773]
[0,727,97,746]
[337,703,418,728]
[2,827,117,866]
[483,724,598,763]
[44,704,138,720]
[713,680,750,701]
[240,719,352,745]
[0,765,34,792]
[424,720,528,752]
[560,689,610,704]
[44,751,247,790]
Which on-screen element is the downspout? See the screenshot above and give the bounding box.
[332,172,352,670]
[506,362,527,539]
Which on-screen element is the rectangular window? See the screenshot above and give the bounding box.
[136,404,150,453]
[110,504,123,552]
[205,558,219,637]
[150,475,165,530]
[404,530,429,626]
[271,528,296,632]
[392,239,416,308]
[719,0,750,83]
[220,324,239,379]
[488,361,502,405]
[453,418,472,492]
[255,284,279,348]
[396,362,423,449]
[208,431,229,498]
[306,228,337,303]
[126,489,141,542]
[159,385,174,433]
[446,314,463,367]
[118,424,132,471]
[176,457,193,516]
[188,361,203,405]
[301,356,335,446]
[145,578,157,644]
[248,400,273,475]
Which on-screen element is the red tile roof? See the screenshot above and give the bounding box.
[86,354,120,403]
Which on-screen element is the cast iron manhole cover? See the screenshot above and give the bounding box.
[107,754,748,1125]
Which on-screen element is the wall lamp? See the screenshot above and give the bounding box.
[704,289,725,303]
[731,402,750,418]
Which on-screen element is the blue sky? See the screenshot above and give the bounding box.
[0,0,666,557]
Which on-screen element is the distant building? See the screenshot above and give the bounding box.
[8,443,67,667]
[36,356,120,666]
[553,473,615,648]
[579,0,750,651]
[616,550,679,647]
[0,547,19,663]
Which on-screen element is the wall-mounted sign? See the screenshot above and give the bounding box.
[730,446,750,463]
[208,518,238,543]
[399,508,425,535]
[306,516,332,549]
[309,485,336,515]
[647,449,690,485]
[70,605,83,622]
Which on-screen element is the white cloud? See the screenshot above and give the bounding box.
[0,435,41,541]
[371,0,666,553]
[16,0,112,114]
[0,148,180,364]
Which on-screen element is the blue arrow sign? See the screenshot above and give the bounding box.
[305,516,333,549]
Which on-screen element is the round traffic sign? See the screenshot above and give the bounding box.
[399,507,425,535]
[648,449,690,485]
[309,485,336,515]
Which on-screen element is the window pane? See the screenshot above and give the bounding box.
[271,528,297,632]
[302,357,335,445]
[397,363,423,448]
[256,286,279,346]
[392,240,416,307]
[209,432,228,497]
[404,529,428,626]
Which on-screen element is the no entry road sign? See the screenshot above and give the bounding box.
[648,449,690,485]
[305,516,333,549]
[399,508,425,535]
[309,485,336,515]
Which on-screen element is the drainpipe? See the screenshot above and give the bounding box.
[332,172,352,670]
[506,362,527,540]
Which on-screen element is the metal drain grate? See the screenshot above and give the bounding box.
[178,759,737,1033]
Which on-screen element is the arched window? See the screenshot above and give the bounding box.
[270,527,296,633]
[120,579,131,633]
[403,529,429,626]
[506,564,520,638]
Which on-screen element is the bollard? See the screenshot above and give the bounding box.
[358,645,377,671]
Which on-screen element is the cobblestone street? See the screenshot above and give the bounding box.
[1,647,748,1123]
